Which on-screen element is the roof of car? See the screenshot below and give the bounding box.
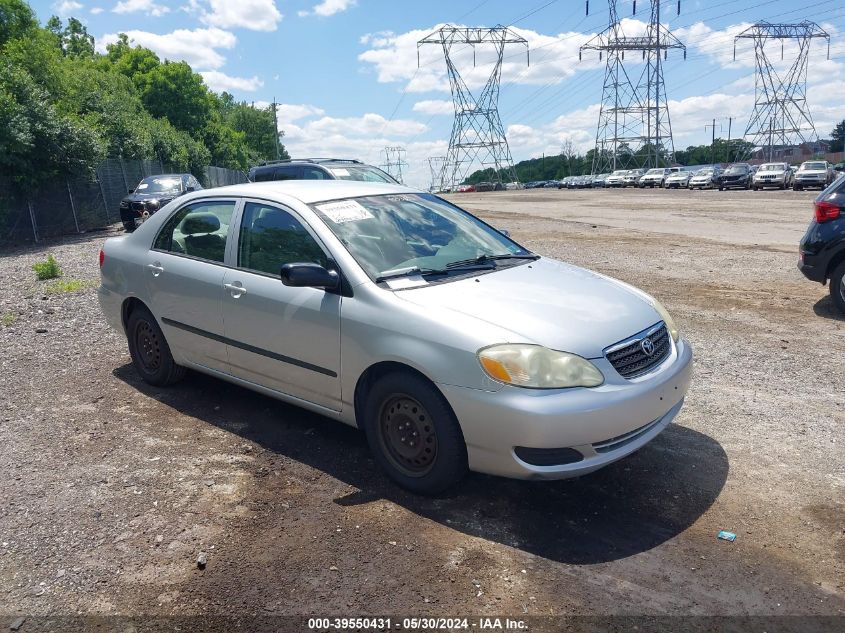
[197,180,419,205]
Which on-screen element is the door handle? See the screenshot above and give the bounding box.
[224,282,247,297]
[147,262,164,277]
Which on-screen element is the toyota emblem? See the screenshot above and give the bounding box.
[640,337,655,356]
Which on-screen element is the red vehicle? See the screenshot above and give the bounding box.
[456,184,476,193]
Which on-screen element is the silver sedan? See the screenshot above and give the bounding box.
[98,181,692,494]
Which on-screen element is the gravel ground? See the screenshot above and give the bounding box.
[0,187,843,623]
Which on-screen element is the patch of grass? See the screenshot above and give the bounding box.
[1,313,16,327]
[45,279,94,294]
[33,254,62,281]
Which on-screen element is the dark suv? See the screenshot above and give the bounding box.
[120,173,202,232]
[717,163,752,190]
[248,159,398,184]
[799,174,845,313]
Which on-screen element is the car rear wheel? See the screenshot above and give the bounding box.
[830,262,845,315]
[127,306,186,387]
[363,372,468,495]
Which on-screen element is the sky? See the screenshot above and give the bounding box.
[29,0,845,187]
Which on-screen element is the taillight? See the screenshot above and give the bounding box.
[815,200,840,223]
[99,249,105,268]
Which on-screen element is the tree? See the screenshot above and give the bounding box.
[831,120,845,153]
[0,0,36,47]
[139,61,212,136]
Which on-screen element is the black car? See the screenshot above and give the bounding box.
[798,174,845,314]
[120,174,202,232]
[248,158,397,183]
[717,163,752,190]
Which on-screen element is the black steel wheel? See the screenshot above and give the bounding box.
[127,305,185,387]
[363,372,468,495]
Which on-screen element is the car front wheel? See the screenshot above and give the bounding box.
[831,262,845,315]
[127,305,186,387]
[363,372,468,495]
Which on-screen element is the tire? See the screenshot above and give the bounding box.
[830,261,845,315]
[363,371,468,495]
[718,186,724,191]
[126,305,186,387]
[122,221,136,233]
[794,185,803,191]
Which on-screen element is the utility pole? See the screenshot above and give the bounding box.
[726,116,732,165]
[418,26,528,188]
[705,119,720,167]
[580,0,686,174]
[733,21,830,162]
[271,97,281,160]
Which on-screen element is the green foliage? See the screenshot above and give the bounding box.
[32,254,62,280]
[830,120,845,154]
[0,0,36,47]
[46,278,93,293]
[674,139,754,166]
[0,0,288,188]
[1,312,16,326]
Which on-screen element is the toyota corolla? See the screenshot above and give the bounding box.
[98,181,692,494]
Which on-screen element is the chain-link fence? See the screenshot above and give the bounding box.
[0,159,247,243]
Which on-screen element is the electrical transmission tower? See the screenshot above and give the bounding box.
[428,156,446,192]
[734,21,830,162]
[418,26,528,188]
[580,1,685,174]
[380,146,408,184]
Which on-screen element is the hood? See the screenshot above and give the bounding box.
[798,169,826,175]
[123,191,181,204]
[393,258,662,359]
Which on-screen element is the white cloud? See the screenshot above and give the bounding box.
[275,104,326,123]
[199,71,263,92]
[299,0,356,18]
[96,27,237,70]
[113,0,170,16]
[412,100,454,115]
[199,0,282,31]
[359,23,615,94]
[52,0,83,16]
[90,6,104,13]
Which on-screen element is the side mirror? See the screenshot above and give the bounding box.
[499,229,511,238]
[280,263,339,290]
[127,189,134,194]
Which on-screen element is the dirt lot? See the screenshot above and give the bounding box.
[0,187,843,623]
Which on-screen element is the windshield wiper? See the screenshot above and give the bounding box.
[375,266,451,283]
[445,253,539,269]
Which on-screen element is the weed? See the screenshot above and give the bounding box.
[33,255,62,281]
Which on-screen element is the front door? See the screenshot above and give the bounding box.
[221,200,342,410]
[145,199,238,372]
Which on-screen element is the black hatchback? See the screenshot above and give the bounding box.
[798,174,845,313]
[717,164,752,190]
[248,159,397,184]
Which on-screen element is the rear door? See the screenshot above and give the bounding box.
[145,199,239,372]
[221,200,342,410]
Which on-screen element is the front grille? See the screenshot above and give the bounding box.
[605,323,671,379]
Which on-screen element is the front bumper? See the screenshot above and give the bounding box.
[439,338,693,480]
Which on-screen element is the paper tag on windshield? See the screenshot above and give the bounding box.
[137,183,149,190]
[316,200,374,224]
[329,168,351,177]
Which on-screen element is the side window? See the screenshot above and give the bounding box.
[253,168,276,182]
[301,167,330,180]
[273,166,300,181]
[154,201,235,263]
[238,202,328,276]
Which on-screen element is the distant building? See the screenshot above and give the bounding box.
[751,140,831,162]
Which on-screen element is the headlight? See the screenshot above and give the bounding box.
[478,344,604,389]
[650,298,679,343]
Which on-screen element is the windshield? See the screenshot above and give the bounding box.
[646,168,663,175]
[694,169,713,176]
[802,162,826,171]
[610,170,627,176]
[135,176,183,194]
[760,164,785,172]
[311,193,531,281]
[726,165,748,174]
[325,164,397,184]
